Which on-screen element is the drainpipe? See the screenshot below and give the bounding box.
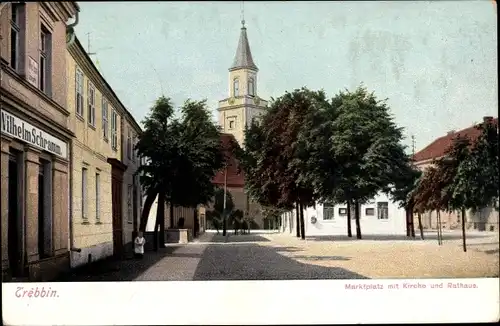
[66,10,81,254]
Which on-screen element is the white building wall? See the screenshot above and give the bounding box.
[281,192,406,237]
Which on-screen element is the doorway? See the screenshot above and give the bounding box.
[108,158,127,259]
[8,151,22,277]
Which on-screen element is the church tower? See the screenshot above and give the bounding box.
[218,20,268,148]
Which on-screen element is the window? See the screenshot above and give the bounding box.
[127,185,133,223]
[102,98,109,140]
[75,68,84,117]
[338,208,347,216]
[87,81,96,126]
[38,159,53,258]
[132,136,136,163]
[365,208,375,216]
[82,167,88,221]
[111,110,118,150]
[127,129,131,160]
[39,25,52,94]
[229,120,235,129]
[95,173,100,222]
[248,78,255,96]
[10,3,25,71]
[323,202,335,220]
[377,202,389,220]
[233,78,239,97]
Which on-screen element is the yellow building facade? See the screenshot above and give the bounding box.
[66,36,128,267]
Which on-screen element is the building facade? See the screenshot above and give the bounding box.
[66,34,142,267]
[1,2,79,280]
[121,115,143,250]
[281,192,407,237]
[413,116,499,232]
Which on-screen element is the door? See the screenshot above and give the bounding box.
[8,153,22,277]
[111,175,123,257]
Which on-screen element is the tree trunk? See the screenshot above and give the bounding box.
[409,208,416,238]
[299,203,306,240]
[461,207,467,252]
[139,189,159,232]
[346,201,353,237]
[417,212,424,240]
[295,202,300,238]
[157,193,165,248]
[354,199,362,239]
[406,208,411,237]
[436,210,442,245]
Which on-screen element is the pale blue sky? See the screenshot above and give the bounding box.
[74,1,497,152]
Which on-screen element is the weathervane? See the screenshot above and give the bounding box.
[241,1,245,27]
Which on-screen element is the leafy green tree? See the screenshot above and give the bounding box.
[136,97,224,250]
[239,88,321,239]
[449,119,499,251]
[307,86,407,239]
[388,153,422,237]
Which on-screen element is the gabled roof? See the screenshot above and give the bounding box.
[229,24,258,72]
[413,117,498,163]
[212,133,245,188]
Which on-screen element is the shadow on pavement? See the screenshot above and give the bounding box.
[292,255,351,261]
[483,249,500,255]
[306,232,492,242]
[192,243,367,280]
[57,246,182,282]
[206,234,271,243]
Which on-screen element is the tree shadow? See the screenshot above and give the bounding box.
[192,244,367,280]
[305,232,492,242]
[56,246,182,282]
[483,249,500,255]
[292,255,351,261]
[207,234,271,243]
[274,246,304,253]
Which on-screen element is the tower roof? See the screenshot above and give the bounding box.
[229,22,258,72]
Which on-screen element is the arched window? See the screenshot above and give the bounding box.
[248,78,255,96]
[233,79,240,97]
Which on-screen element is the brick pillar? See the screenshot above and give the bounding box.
[53,158,69,255]
[24,145,40,263]
[1,135,11,272]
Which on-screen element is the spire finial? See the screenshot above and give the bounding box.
[241,1,245,28]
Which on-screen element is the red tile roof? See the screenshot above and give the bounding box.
[413,117,498,163]
[212,133,245,188]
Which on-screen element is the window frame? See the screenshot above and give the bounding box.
[248,77,255,96]
[102,98,109,140]
[338,208,347,216]
[87,81,96,127]
[365,207,375,216]
[377,202,389,220]
[82,167,88,221]
[39,24,51,94]
[75,68,84,117]
[10,3,24,71]
[233,78,240,97]
[111,110,118,151]
[322,202,335,220]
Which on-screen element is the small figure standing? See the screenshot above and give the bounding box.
[134,231,146,259]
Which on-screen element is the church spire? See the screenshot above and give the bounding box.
[229,20,258,72]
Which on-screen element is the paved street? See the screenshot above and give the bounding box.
[57,230,498,282]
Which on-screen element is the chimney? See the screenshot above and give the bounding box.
[483,116,494,123]
[447,130,455,135]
